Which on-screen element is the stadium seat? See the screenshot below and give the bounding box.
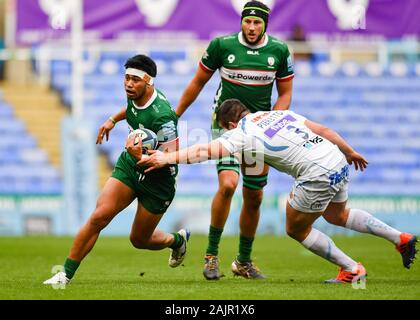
[0,91,62,195]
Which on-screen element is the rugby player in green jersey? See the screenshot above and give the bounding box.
[43,55,190,286]
[175,1,294,280]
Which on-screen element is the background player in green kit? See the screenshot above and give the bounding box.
[175,1,294,280]
[43,55,190,286]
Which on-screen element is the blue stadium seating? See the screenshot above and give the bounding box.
[0,98,62,195]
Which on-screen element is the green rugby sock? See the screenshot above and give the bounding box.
[237,235,254,263]
[64,257,80,279]
[170,232,183,249]
[206,225,223,256]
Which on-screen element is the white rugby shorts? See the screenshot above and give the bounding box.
[288,159,349,213]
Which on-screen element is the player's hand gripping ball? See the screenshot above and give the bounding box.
[128,128,158,154]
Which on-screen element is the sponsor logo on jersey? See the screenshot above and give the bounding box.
[310,201,324,211]
[221,67,276,86]
[284,126,323,149]
[328,165,349,186]
[303,135,324,149]
[287,126,309,140]
[251,112,270,123]
[152,104,160,113]
[253,111,284,127]
[263,114,297,138]
[247,50,259,55]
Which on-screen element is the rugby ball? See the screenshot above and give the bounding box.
[128,128,158,154]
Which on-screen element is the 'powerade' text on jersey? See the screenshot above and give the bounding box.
[200,32,294,113]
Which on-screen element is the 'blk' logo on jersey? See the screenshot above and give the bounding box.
[131,107,138,116]
[247,50,259,55]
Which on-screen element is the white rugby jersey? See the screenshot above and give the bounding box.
[217,110,346,179]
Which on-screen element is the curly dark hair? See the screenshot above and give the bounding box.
[124,54,157,77]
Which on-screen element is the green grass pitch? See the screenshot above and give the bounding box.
[0,235,419,300]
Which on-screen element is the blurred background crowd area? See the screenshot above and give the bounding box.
[0,0,419,236]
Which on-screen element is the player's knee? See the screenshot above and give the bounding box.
[324,214,345,226]
[285,226,297,239]
[218,179,238,198]
[323,209,348,226]
[286,224,304,241]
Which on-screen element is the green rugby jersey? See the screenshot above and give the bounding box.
[124,88,178,176]
[200,32,294,113]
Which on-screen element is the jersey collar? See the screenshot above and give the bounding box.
[132,88,157,110]
[238,32,268,49]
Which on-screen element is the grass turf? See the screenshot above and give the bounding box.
[0,235,419,300]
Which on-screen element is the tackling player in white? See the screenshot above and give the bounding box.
[135,99,418,283]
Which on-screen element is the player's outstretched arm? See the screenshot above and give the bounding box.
[138,140,230,172]
[175,66,214,118]
[96,107,126,144]
[305,119,368,171]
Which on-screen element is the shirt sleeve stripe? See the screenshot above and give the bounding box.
[199,61,215,73]
[276,74,294,82]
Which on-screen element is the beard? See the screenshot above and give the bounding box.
[243,30,264,45]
